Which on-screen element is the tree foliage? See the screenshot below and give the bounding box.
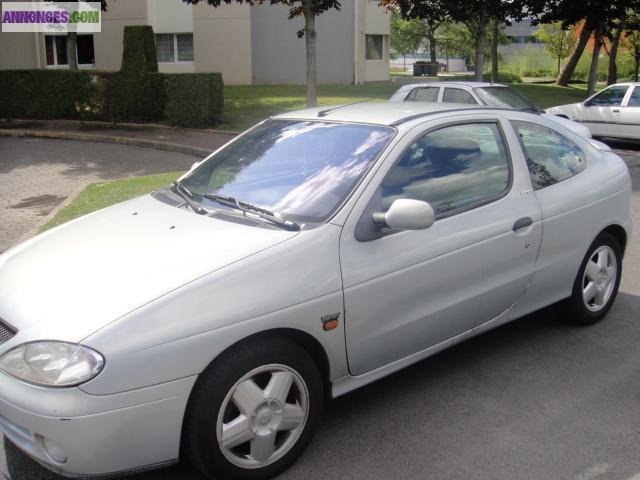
[390,13,427,67]
[533,22,577,75]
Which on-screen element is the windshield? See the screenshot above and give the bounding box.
[474,87,539,111]
[181,120,395,223]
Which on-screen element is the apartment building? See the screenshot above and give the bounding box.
[0,0,390,84]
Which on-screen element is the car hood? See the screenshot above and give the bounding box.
[0,194,298,345]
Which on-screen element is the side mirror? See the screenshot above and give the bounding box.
[372,199,435,231]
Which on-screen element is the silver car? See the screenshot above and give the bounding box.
[546,82,640,140]
[0,103,631,480]
[389,81,593,139]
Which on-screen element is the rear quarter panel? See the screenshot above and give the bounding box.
[510,146,631,319]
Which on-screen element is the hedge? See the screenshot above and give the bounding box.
[164,73,224,127]
[0,70,94,119]
[0,70,224,127]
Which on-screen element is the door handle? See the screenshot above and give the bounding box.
[513,217,532,231]
[612,109,621,113]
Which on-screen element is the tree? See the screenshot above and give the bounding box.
[390,13,427,69]
[386,0,527,81]
[622,22,640,80]
[528,0,640,86]
[533,22,577,76]
[435,22,474,69]
[48,1,108,70]
[184,0,340,107]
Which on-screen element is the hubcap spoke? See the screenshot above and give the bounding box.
[250,431,277,463]
[585,261,600,282]
[232,379,265,415]
[279,403,305,431]
[597,250,609,269]
[264,371,294,403]
[583,281,598,303]
[221,415,253,449]
[595,288,607,306]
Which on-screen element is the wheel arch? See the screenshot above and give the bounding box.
[600,223,627,256]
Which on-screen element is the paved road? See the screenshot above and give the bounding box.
[1,140,640,480]
[0,137,199,253]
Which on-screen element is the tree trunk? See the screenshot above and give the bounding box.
[302,0,317,107]
[606,29,622,85]
[403,53,406,71]
[636,56,639,81]
[428,32,437,63]
[557,57,561,77]
[473,7,488,81]
[557,24,593,86]
[587,24,603,97]
[67,32,78,70]
[491,19,499,82]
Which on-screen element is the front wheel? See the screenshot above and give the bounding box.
[183,337,323,480]
[563,232,622,325]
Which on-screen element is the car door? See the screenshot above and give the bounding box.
[618,86,640,139]
[580,85,629,137]
[442,87,478,105]
[340,117,542,376]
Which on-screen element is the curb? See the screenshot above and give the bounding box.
[18,184,88,243]
[0,129,212,158]
[0,118,242,136]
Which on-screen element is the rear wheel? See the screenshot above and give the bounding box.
[183,337,323,479]
[563,233,622,325]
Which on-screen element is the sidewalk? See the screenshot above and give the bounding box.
[0,119,239,158]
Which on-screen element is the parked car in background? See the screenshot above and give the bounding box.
[389,81,593,139]
[0,103,631,480]
[546,83,640,140]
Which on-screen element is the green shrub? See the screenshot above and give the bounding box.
[164,73,224,127]
[120,25,158,75]
[522,68,553,78]
[107,72,165,122]
[482,70,523,83]
[0,70,94,119]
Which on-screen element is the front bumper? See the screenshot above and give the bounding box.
[0,372,197,477]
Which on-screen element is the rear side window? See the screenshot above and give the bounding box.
[512,121,586,191]
[628,87,640,107]
[442,88,477,104]
[380,123,510,217]
[405,87,439,102]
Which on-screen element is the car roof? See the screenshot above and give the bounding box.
[273,101,496,127]
[395,81,503,92]
[608,82,640,87]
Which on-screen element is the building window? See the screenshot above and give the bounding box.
[365,34,384,61]
[155,33,194,63]
[45,35,95,67]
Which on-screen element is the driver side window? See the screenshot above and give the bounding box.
[380,123,511,218]
[588,86,629,106]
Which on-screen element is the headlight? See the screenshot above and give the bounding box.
[0,341,104,387]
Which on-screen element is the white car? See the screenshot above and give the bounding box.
[546,82,640,140]
[0,103,631,480]
[389,81,593,139]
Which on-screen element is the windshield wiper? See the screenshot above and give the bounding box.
[203,194,300,231]
[171,181,208,215]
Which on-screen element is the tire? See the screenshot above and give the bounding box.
[563,232,622,325]
[183,337,324,480]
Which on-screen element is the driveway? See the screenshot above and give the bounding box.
[1,140,640,480]
[0,137,199,253]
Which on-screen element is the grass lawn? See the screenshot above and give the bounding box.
[220,82,590,131]
[41,171,183,232]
